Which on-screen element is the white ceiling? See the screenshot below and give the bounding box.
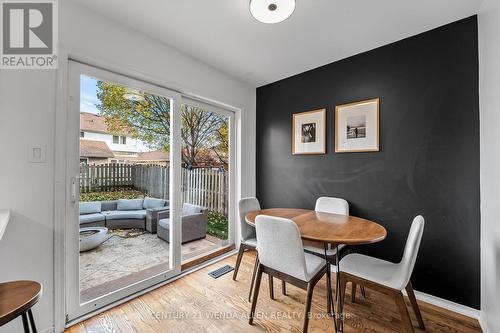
[69,0,482,87]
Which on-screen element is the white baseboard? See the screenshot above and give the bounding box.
[479,314,490,333]
[409,289,480,319]
[328,267,481,320]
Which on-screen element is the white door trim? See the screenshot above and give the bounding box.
[54,46,70,333]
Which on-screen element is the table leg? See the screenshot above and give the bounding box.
[324,243,337,333]
[28,309,37,333]
[335,245,344,332]
[21,312,30,333]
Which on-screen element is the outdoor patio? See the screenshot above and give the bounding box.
[80,229,224,303]
[78,162,230,303]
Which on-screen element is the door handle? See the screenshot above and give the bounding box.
[70,177,78,203]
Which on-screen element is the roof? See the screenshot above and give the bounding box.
[80,112,130,136]
[80,139,115,158]
[80,112,108,133]
[137,150,169,161]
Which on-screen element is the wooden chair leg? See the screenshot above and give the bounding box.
[351,282,357,303]
[360,286,367,299]
[302,283,315,333]
[249,265,263,325]
[233,244,245,280]
[394,291,415,333]
[281,281,286,296]
[248,255,259,302]
[21,312,30,333]
[28,309,37,333]
[269,275,274,300]
[406,281,425,330]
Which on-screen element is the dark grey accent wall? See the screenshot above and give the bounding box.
[256,16,480,308]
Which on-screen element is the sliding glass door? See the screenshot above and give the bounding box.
[66,61,182,321]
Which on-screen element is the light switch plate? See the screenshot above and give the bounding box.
[28,144,47,163]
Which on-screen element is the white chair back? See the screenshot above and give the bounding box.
[315,197,349,215]
[397,215,425,289]
[255,215,308,281]
[238,197,260,242]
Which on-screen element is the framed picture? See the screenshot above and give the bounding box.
[292,108,326,155]
[335,98,379,153]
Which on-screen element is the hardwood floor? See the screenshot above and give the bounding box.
[66,252,482,333]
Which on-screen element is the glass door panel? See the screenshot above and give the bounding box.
[66,61,182,321]
[180,98,235,266]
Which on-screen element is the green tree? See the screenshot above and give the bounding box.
[97,81,228,166]
[212,119,229,166]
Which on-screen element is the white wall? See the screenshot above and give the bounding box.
[478,1,500,332]
[82,132,146,154]
[0,1,256,332]
[0,71,57,333]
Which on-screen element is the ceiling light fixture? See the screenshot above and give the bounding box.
[250,0,296,24]
[123,88,145,102]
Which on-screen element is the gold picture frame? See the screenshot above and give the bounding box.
[292,108,326,155]
[335,98,380,153]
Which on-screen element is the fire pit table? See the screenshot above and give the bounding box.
[80,227,108,252]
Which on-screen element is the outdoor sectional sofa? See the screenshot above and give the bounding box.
[157,203,209,244]
[79,197,169,232]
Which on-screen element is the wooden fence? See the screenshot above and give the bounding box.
[80,163,134,192]
[132,164,169,200]
[181,167,228,214]
[80,163,228,214]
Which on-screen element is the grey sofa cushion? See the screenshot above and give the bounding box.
[117,199,144,211]
[143,197,166,209]
[158,218,171,229]
[182,203,205,215]
[158,212,207,243]
[80,201,102,215]
[80,212,106,224]
[105,210,147,220]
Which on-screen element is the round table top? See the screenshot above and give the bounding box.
[245,208,387,245]
[0,281,42,326]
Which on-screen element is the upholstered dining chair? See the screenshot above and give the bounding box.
[250,215,328,333]
[301,196,363,311]
[233,197,260,300]
[338,215,426,333]
[303,196,349,257]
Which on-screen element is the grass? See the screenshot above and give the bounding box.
[207,211,228,240]
[80,189,228,240]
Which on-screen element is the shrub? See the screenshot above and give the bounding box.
[80,190,145,202]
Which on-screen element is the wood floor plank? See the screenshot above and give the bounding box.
[66,252,482,333]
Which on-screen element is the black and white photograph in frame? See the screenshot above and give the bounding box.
[346,115,366,139]
[335,98,379,152]
[292,109,326,155]
[301,123,316,143]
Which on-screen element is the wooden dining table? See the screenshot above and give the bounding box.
[245,208,387,332]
